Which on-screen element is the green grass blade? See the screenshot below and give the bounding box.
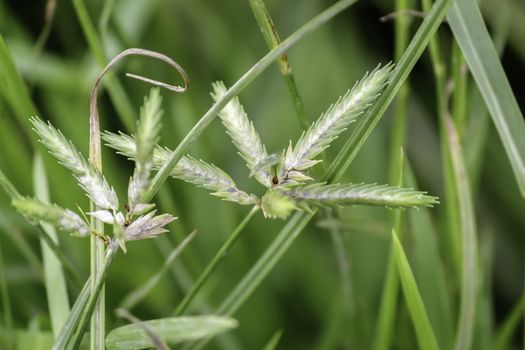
[392,231,440,350]
[373,149,406,350]
[33,154,70,338]
[446,117,478,350]
[119,230,196,310]
[105,316,238,350]
[406,162,454,349]
[422,0,462,282]
[53,277,92,350]
[447,0,525,198]
[248,0,308,129]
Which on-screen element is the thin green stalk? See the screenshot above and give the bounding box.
[373,150,406,350]
[450,41,467,137]
[248,0,308,129]
[421,0,462,283]
[446,116,478,350]
[373,0,411,346]
[142,0,360,204]
[0,238,14,350]
[174,207,258,316]
[88,65,106,350]
[33,154,70,338]
[326,211,353,348]
[71,243,119,350]
[191,1,454,348]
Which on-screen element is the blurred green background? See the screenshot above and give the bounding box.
[0,0,524,348]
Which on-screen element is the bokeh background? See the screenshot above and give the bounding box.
[0,0,524,348]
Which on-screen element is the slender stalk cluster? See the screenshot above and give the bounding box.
[105,64,438,220]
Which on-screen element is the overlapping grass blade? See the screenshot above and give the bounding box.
[33,154,70,338]
[447,0,525,198]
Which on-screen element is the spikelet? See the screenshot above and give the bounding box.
[12,196,90,236]
[128,88,163,210]
[103,132,258,205]
[211,81,272,187]
[124,210,176,241]
[31,117,119,211]
[282,182,438,209]
[281,64,393,181]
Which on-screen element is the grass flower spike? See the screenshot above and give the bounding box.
[12,197,90,236]
[30,117,119,211]
[281,63,393,182]
[211,81,272,187]
[103,132,259,205]
[281,183,438,209]
[124,210,176,241]
[128,88,163,211]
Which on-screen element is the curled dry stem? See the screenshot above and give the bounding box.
[89,48,189,166]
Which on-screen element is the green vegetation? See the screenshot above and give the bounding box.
[0,0,524,349]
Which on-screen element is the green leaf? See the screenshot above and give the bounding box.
[105,316,238,350]
[392,231,440,350]
[446,117,478,350]
[33,154,71,338]
[447,0,525,198]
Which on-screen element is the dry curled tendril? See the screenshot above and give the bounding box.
[12,48,189,253]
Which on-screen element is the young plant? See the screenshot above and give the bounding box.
[104,64,438,220]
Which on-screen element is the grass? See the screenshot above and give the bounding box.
[0,0,524,349]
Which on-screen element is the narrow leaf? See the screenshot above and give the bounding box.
[33,154,70,338]
[448,0,525,197]
[105,316,238,350]
[446,117,478,350]
[392,231,440,350]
